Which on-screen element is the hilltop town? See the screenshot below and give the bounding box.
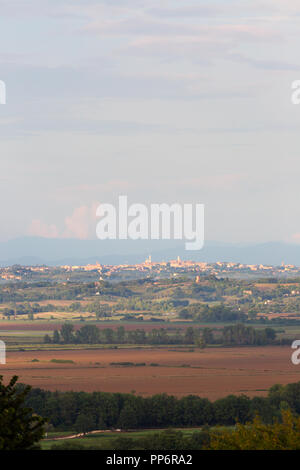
[0,256,299,283]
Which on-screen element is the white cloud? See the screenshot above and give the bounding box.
[63,203,99,239]
[27,203,99,239]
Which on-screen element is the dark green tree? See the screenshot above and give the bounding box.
[103,328,114,344]
[116,326,125,344]
[52,330,60,344]
[74,413,95,435]
[184,327,195,344]
[0,375,45,450]
[43,334,52,344]
[76,325,100,344]
[60,323,74,343]
[202,327,214,344]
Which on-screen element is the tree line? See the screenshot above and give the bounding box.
[2,374,300,450]
[44,323,277,347]
[23,380,300,433]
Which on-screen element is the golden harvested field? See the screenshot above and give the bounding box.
[1,346,300,400]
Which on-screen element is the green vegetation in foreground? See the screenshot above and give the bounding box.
[24,378,300,435]
[0,375,45,450]
[42,427,212,450]
[42,411,300,450]
[3,375,300,450]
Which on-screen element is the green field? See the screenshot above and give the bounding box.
[41,428,203,450]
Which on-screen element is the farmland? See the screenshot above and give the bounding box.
[1,345,299,400]
[1,275,300,401]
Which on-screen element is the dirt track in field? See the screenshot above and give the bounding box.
[1,346,300,399]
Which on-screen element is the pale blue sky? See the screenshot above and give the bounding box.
[0,0,300,243]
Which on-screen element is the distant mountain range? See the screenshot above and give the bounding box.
[0,237,300,267]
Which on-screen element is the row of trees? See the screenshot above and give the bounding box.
[222,324,276,345]
[24,380,300,432]
[45,324,206,346]
[2,374,300,450]
[44,323,277,347]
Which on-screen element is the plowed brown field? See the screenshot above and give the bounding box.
[1,346,299,400]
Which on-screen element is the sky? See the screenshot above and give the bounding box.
[0,0,300,244]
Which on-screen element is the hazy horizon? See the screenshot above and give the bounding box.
[0,236,300,267]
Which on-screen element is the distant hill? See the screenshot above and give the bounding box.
[0,237,300,267]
